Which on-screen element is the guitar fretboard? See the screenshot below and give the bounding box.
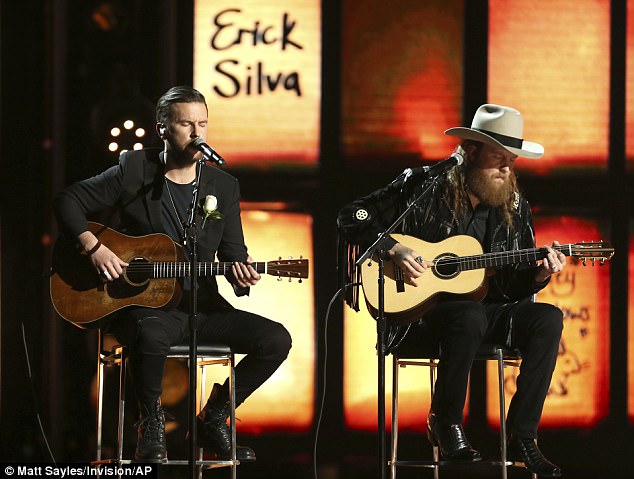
[125,261,268,278]
[447,245,572,272]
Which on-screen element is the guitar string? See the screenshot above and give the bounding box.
[392,245,576,277]
[121,262,302,277]
[420,246,558,268]
[396,244,606,272]
[426,245,607,269]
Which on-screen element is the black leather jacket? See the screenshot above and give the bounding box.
[337,168,549,351]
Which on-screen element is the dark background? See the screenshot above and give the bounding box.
[1,1,632,478]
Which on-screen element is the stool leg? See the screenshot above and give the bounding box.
[429,360,439,479]
[425,359,440,479]
[229,354,237,479]
[96,354,105,462]
[496,349,508,479]
[197,360,206,479]
[390,357,399,479]
[117,350,127,464]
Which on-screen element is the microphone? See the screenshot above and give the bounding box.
[406,152,464,181]
[422,152,464,177]
[188,138,226,166]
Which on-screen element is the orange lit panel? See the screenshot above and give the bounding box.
[344,302,469,431]
[344,303,424,431]
[342,0,464,168]
[193,1,321,168]
[627,235,634,422]
[489,0,609,173]
[212,206,314,432]
[487,216,610,428]
[625,0,634,170]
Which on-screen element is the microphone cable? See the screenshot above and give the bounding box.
[21,321,56,463]
[312,283,357,479]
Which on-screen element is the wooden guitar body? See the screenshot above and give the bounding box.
[50,223,183,328]
[360,233,613,324]
[361,234,487,324]
[50,222,309,327]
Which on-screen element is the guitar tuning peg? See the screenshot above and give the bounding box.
[288,277,292,282]
[300,255,303,259]
[298,278,302,283]
[277,276,282,281]
[591,259,596,266]
[582,258,587,266]
[600,259,606,266]
[289,256,293,260]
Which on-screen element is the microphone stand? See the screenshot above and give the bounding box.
[355,172,442,479]
[183,158,204,479]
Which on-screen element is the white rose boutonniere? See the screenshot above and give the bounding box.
[199,194,223,229]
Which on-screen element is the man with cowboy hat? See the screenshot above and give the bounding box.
[338,104,564,477]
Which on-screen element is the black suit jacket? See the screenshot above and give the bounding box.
[53,148,249,309]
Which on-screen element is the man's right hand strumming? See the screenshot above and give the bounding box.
[78,231,128,281]
[387,242,434,287]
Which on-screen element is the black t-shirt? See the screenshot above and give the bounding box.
[459,203,490,245]
[161,178,197,294]
[161,177,193,249]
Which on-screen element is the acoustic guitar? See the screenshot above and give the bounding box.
[50,222,309,327]
[361,233,614,325]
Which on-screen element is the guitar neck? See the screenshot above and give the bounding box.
[127,261,268,278]
[455,245,571,271]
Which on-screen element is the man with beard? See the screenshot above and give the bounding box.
[337,104,564,477]
[54,86,292,463]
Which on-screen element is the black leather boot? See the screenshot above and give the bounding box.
[197,383,256,462]
[427,411,481,462]
[508,434,562,477]
[134,398,167,462]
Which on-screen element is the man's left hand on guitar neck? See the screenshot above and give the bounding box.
[231,256,261,288]
[534,240,567,283]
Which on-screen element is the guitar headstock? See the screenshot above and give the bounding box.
[268,257,309,281]
[570,241,615,266]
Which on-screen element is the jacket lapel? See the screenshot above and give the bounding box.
[144,149,165,233]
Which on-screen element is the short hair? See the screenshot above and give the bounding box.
[155,86,207,124]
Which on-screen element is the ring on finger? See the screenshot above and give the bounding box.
[102,270,112,279]
[415,256,424,264]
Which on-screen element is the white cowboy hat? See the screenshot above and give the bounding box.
[445,104,544,158]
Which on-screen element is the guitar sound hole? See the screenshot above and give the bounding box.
[105,258,151,300]
[125,257,152,286]
[433,255,460,279]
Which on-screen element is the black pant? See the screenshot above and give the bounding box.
[395,299,563,438]
[107,305,292,408]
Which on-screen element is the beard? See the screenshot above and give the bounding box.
[167,140,201,166]
[465,165,514,207]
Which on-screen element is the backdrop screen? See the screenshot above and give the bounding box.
[628,0,634,170]
[344,301,451,431]
[194,0,321,169]
[629,235,634,423]
[489,0,610,173]
[213,205,315,432]
[341,0,464,171]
